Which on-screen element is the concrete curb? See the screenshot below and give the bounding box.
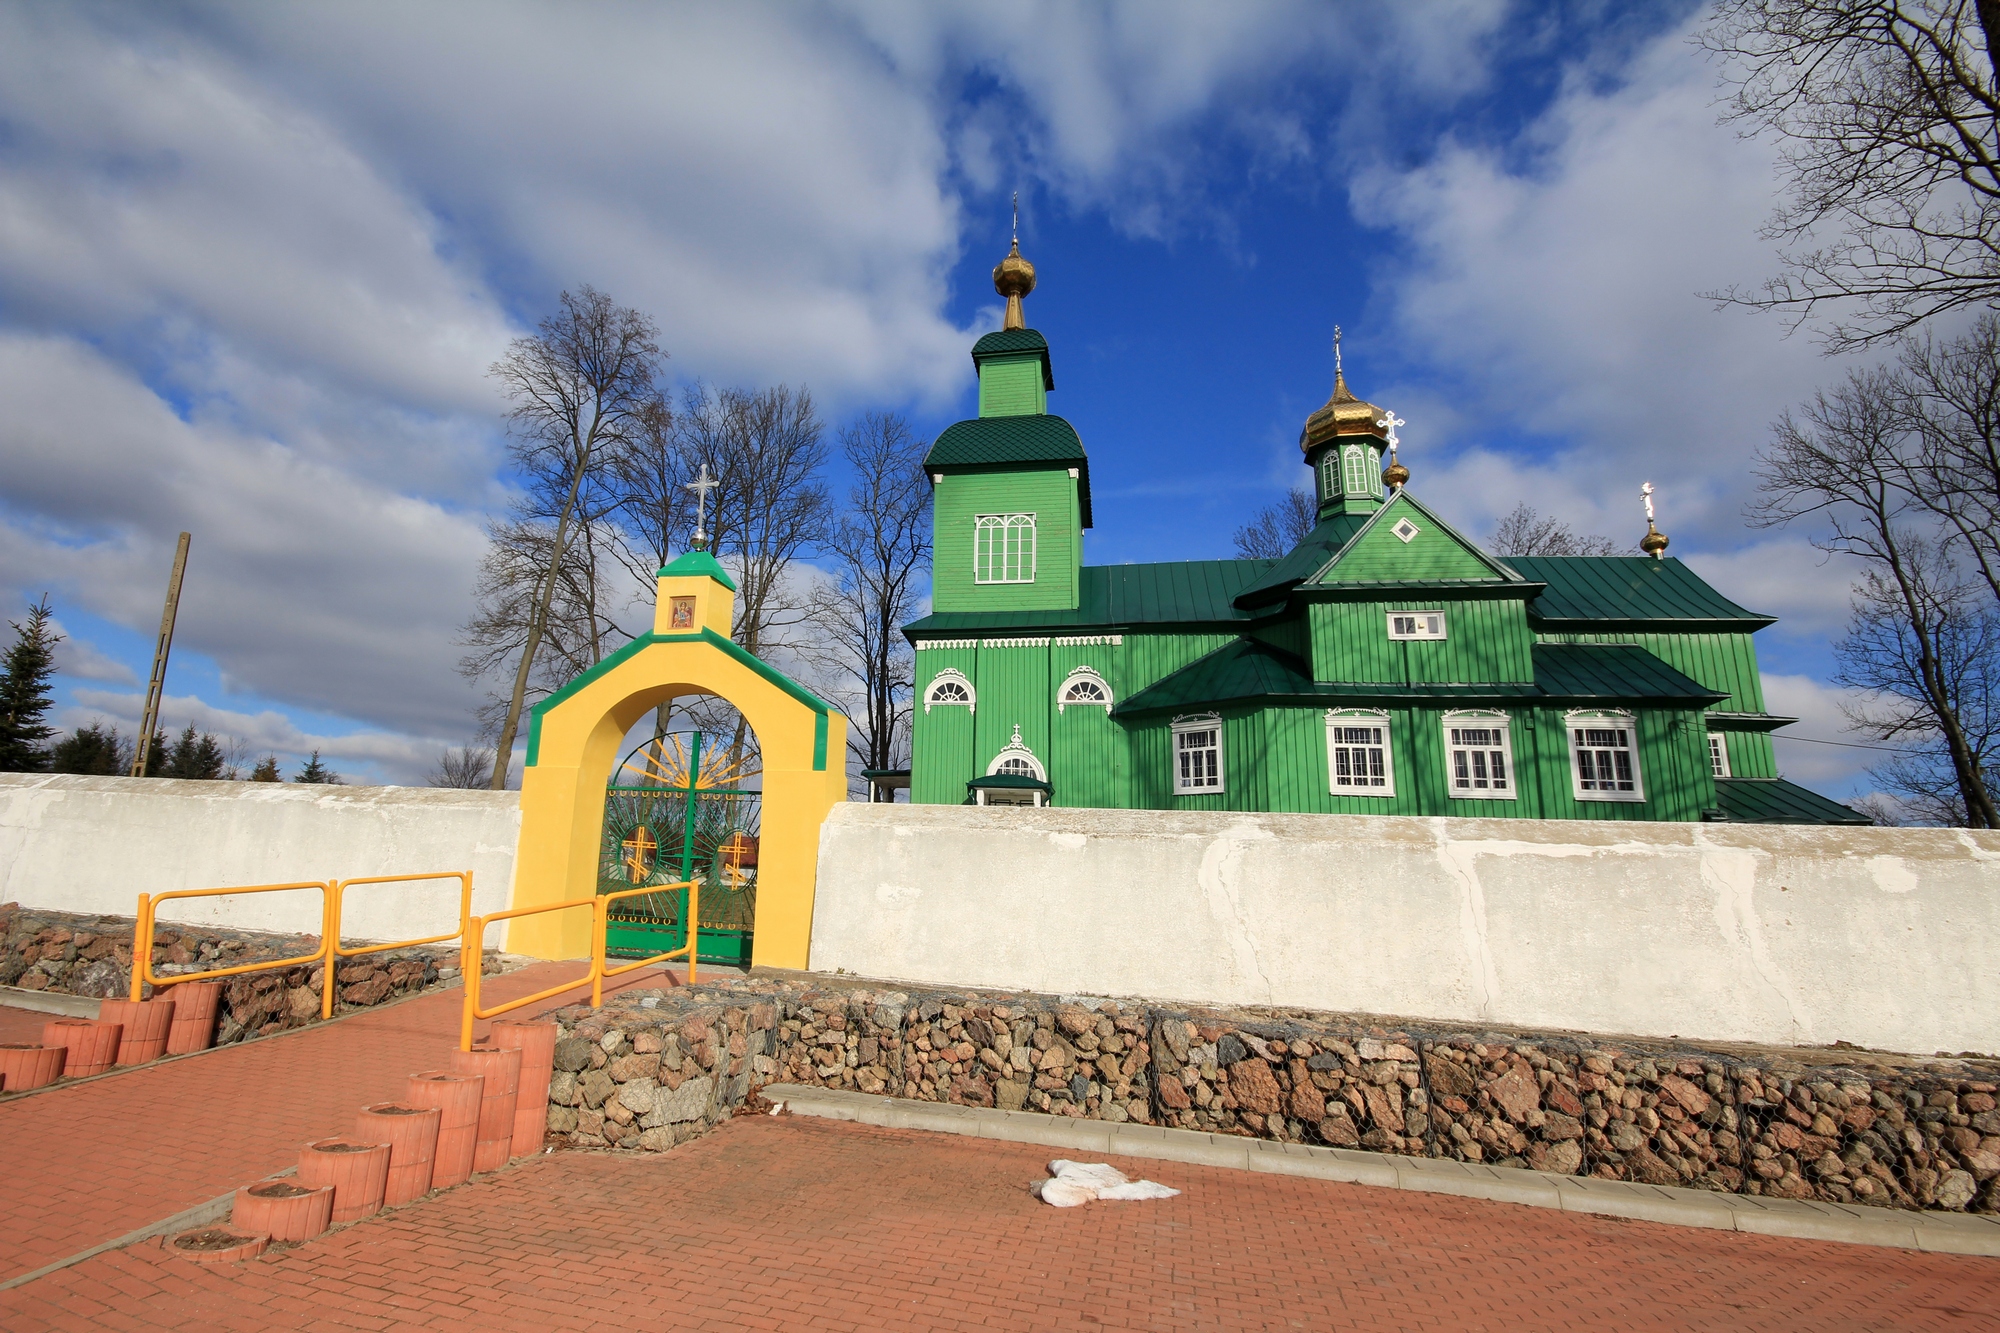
[0,987,101,1018]
[762,1083,2000,1258]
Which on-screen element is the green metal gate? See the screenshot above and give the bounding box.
[598,732,761,967]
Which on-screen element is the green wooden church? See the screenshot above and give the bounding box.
[897,239,1863,825]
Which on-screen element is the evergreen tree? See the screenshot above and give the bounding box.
[0,597,61,772]
[249,755,282,782]
[49,722,125,775]
[293,750,342,784]
[161,724,228,780]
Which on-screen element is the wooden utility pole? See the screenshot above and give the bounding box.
[131,532,191,777]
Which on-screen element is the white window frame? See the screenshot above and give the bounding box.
[1171,713,1225,795]
[1708,732,1731,778]
[922,667,975,715]
[1057,665,1113,713]
[1325,709,1394,797]
[973,513,1036,584]
[1568,710,1645,802]
[1367,446,1383,498]
[1342,444,1368,496]
[1318,451,1337,502]
[1392,517,1421,543]
[1387,610,1447,641]
[1443,710,1516,801]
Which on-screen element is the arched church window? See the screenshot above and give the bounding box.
[985,725,1047,780]
[1342,445,1368,495]
[1057,665,1113,712]
[1318,451,1338,502]
[1368,446,1384,497]
[923,668,975,714]
[974,514,1036,583]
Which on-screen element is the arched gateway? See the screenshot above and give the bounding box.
[504,550,845,968]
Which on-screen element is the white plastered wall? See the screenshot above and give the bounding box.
[810,804,2000,1055]
[0,774,520,948]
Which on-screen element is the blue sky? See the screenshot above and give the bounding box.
[0,1,1881,793]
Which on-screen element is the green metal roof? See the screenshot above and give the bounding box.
[657,548,737,591]
[1715,777,1869,825]
[1114,639,1724,716]
[1231,513,1371,608]
[904,559,1279,639]
[968,772,1051,790]
[923,414,1092,527]
[970,328,1053,389]
[1507,556,1776,627]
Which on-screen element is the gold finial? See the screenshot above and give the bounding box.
[1299,324,1384,453]
[993,192,1036,330]
[1640,482,1669,558]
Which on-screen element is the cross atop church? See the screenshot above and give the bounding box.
[1333,324,1343,378]
[685,463,718,551]
[1642,480,1657,523]
[1375,409,1403,453]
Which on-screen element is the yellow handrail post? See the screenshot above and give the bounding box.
[129,894,151,1002]
[321,871,474,1022]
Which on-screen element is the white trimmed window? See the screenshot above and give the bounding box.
[1708,733,1730,778]
[1342,444,1368,495]
[1057,665,1113,712]
[1570,711,1644,801]
[974,514,1036,584]
[1367,447,1383,497]
[1318,451,1337,501]
[1443,710,1515,799]
[1388,610,1446,641]
[1326,709,1393,796]
[922,668,975,714]
[1172,714,1224,794]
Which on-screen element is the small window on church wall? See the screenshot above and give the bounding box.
[1387,610,1446,640]
[1443,712,1515,799]
[1057,666,1112,712]
[1172,714,1224,794]
[1368,447,1384,497]
[1392,517,1421,542]
[1342,445,1369,495]
[923,669,975,714]
[1326,710,1393,796]
[1709,733,1730,778]
[1570,712,1644,801]
[974,514,1036,583]
[1318,452,1337,501]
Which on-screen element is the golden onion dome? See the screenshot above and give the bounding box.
[993,239,1036,330]
[1300,368,1385,454]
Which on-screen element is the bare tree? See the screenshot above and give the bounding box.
[1754,365,2000,825]
[807,413,931,789]
[430,745,494,788]
[1701,1,2000,350]
[1490,503,1623,556]
[479,287,662,789]
[1899,314,2000,601]
[1232,488,1317,559]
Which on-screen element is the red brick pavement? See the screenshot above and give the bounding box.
[0,961,676,1283]
[6,1114,1998,1332]
[0,1002,60,1044]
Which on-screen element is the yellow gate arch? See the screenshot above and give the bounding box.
[504,550,845,967]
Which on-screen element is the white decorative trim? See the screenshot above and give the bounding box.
[974,513,1037,584]
[985,724,1047,780]
[1392,517,1422,543]
[1171,713,1225,795]
[983,637,1052,648]
[1324,708,1395,798]
[922,667,975,715]
[1441,709,1515,801]
[915,638,978,650]
[1053,635,1123,646]
[1057,665,1113,713]
[1565,708,1645,802]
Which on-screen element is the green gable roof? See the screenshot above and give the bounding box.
[923,413,1093,527]
[970,328,1053,389]
[1311,491,1520,586]
[1115,638,1725,716]
[1231,513,1372,609]
[905,558,1277,638]
[1509,556,1775,628]
[1715,777,1869,825]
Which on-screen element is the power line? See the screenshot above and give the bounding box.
[1772,733,1917,754]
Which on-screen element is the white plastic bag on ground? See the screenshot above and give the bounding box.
[1034,1159,1180,1207]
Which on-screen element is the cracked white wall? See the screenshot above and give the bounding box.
[811,804,2000,1055]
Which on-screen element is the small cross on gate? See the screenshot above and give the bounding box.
[685,463,719,550]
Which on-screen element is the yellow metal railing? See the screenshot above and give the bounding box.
[320,872,475,1019]
[460,881,699,1049]
[130,881,335,1002]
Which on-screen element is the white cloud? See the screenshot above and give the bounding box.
[63,688,442,784]
[46,621,138,686]
[1762,673,1878,791]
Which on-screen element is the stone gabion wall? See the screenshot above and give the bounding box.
[541,977,2000,1216]
[0,903,492,1046]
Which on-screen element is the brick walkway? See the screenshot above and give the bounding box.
[0,1002,59,1044]
[5,1114,1997,1331]
[0,961,675,1284]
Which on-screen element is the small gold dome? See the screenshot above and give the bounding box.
[993,239,1036,330]
[1300,369,1386,454]
[1641,522,1669,558]
[1382,458,1410,490]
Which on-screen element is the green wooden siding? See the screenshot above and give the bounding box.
[931,470,1081,613]
[1318,498,1498,582]
[1710,727,1778,779]
[973,644,1054,780]
[911,648,978,804]
[1534,630,1768,711]
[1308,598,1536,685]
[978,354,1046,417]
